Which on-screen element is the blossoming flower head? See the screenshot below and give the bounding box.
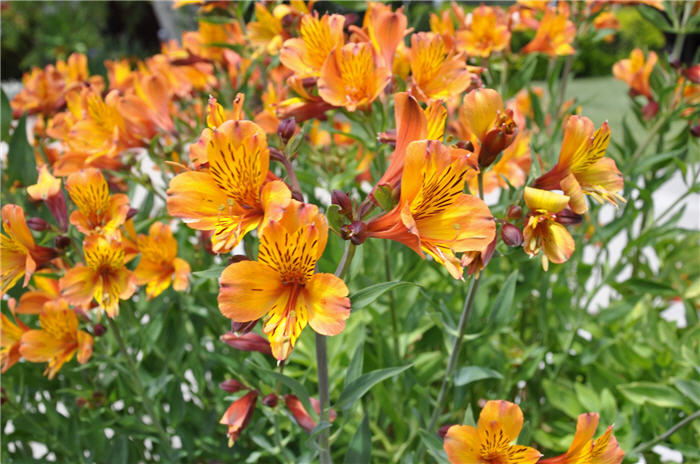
[456,5,511,58]
[134,222,190,299]
[534,116,623,214]
[218,200,351,360]
[168,119,291,253]
[540,413,624,464]
[66,168,130,236]
[280,13,345,79]
[352,2,408,70]
[612,48,657,99]
[444,400,542,464]
[59,234,137,318]
[368,140,495,279]
[521,7,575,56]
[19,300,93,379]
[28,165,69,231]
[318,42,391,112]
[220,391,258,447]
[523,187,575,271]
[1,313,29,373]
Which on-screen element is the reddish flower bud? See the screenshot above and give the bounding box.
[221,332,272,356]
[506,205,523,220]
[377,129,397,147]
[46,194,68,231]
[438,424,456,439]
[642,99,660,120]
[331,190,353,218]
[284,395,337,433]
[340,220,368,245]
[455,140,475,152]
[262,393,278,407]
[277,117,296,144]
[93,323,107,337]
[229,254,250,264]
[480,111,518,168]
[54,235,71,249]
[501,223,523,247]
[231,319,258,334]
[220,391,258,447]
[683,64,700,84]
[76,397,88,408]
[691,123,700,138]
[220,379,246,393]
[26,217,50,231]
[126,208,138,221]
[555,208,583,226]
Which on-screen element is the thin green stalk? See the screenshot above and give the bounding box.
[107,317,174,461]
[629,114,669,166]
[631,410,700,454]
[316,242,356,464]
[383,240,400,360]
[556,55,575,114]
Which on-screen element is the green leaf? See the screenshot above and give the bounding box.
[373,184,397,211]
[266,371,317,421]
[344,414,371,464]
[191,265,227,281]
[418,429,449,464]
[618,382,687,409]
[326,204,345,235]
[454,366,503,386]
[543,379,584,419]
[7,114,37,186]
[344,340,364,388]
[624,278,677,297]
[673,379,700,407]
[1,88,11,142]
[352,281,418,310]
[487,271,518,327]
[335,364,412,410]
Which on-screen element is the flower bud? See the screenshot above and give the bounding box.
[691,123,700,138]
[506,205,522,220]
[76,397,88,408]
[219,379,246,393]
[555,208,583,226]
[93,323,107,337]
[221,332,272,356]
[262,393,278,407]
[438,424,455,439]
[26,217,50,231]
[331,190,353,218]
[54,236,71,250]
[683,64,700,84]
[340,220,368,245]
[229,254,250,264]
[377,129,397,147]
[455,140,475,152]
[480,110,517,168]
[231,319,257,334]
[126,208,138,221]
[642,100,660,120]
[501,223,523,247]
[277,117,296,144]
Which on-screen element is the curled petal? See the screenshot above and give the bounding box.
[305,273,350,336]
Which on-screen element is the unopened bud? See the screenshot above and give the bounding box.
[231,319,257,334]
[691,123,700,138]
[219,379,246,393]
[281,13,295,28]
[229,254,250,264]
[683,64,700,84]
[341,221,368,245]
[506,205,522,220]
[501,223,523,247]
[331,190,353,218]
[76,397,88,408]
[93,323,107,337]
[262,393,278,407]
[555,208,583,226]
[277,117,296,143]
[642,100,660,121]
[54,235,71,249]
[438,424,455,439]
[455,140,475,152]
[26,217,50,231]
[126,208,138,221]
[221,332,272,356]
[480,112,517,168]
[377,129,397,147]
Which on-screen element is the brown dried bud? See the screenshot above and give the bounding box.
[506,205,523,220]
[555,208,583,226]
[262,393,278,407]
[126,208,138,221]
[277,117,296,143]
[231,320,258,334]
[341,221,368,245]
[219,379,246,393]
[93,323,107,337]
[331,190,353,218]
[26,217,50,231]
[54,235,71,249]
[501,223,523,247]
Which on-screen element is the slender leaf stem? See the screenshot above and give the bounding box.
[631,410,700,454]
[383,240,400,360]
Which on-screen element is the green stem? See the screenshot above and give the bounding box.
[556,55,575,114]
[629,114,669,166]
[631,410,700,454]
[383,240,400,360]
[107,317,174,461]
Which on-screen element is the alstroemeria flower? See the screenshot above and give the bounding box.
[167,119,291,253]
[15,271,63,315]
[456,5,511,58]
[534,116,623,214]
[318,42,391,112]
[220,391,258,447]
[59,234,137,318]
[285,394,338,433]
[246,3,288,55]
[612,48,657,99]
[218,201,350,361]
[540,413,625,464]
[444,400,542,464]
[1,204,55,294]
[27,165,68,231]
[19,300,93,379]
[66,168,130,236]
[409,32,473,103]
[523,187,575,271]
[521,7,575,56]
[134,222,190,299]
[1,313,29,373]
[350,2,408,70]
[280,13,345,79]
[368,140,495,279]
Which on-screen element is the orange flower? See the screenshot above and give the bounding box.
[59,235,137,318]
[409,32,473,103]
[167,120,291,253]
[1,204,55,294]
[220,391,257,447]
[318,42,391,112]
[280,13,345,78]
[247,3,287,55]
[612,48,657,99]
[19,300,93,379]
[521,7,575,56]
[27,165,69,231]
[1,313,29,373]
[65,168,130,235]
[350,2,408,70]
[593,11,619,43]
[523,187,575,270]
[134,222,190,299]
[453,88,518,168]
[444,400,542,464]
[540,413,624,464]
[534,116,623,214]
[470,131,532,194]
[368,140,495,279]
[15,271,63,315]
[456,5,511,58]
[218,201,350,361]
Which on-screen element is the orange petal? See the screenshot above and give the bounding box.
[558,115,595,170]
[167,170,229,230]
[59,265,99,308]
[460,88,504,142]
[218,261,283,322]
[305,273,350,336]
[477,400,524,443]
[76,330,93,364]
[561,173,587,214]
[172,258,191,292]
[542,221,575,264]
[444,425,481,464]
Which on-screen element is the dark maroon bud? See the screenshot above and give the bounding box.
[26,217,50,231]
[231,319,258,334]
[219,379,246,393]
[229,254,250,264]
[377,129,397,147]
[301,77,317,88]
[340,221,368,245]
[555,208,583,226]
[683,64,700,84]
[76,397,88,408]
[437,424,455,439]
[501,223,523,247]
[669,59,682,70]
[262,393,278,407]
[54,235,71,249]
[93,323,107,337]
[642,100,660,120]
[331,190,353,218]
[691,123,700,138]
[455,140,475,152]
[506,205,523,220]
[291,189,304,202]
[46,194,68,231]
[281,13,295,28]
[480,111,517,168]
[221,332,273,356]
[269,147,286,163]
[277,117,296,144]
[126,208,138,221]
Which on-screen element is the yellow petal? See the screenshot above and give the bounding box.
[524,187,570,213]
[305,273,350,336]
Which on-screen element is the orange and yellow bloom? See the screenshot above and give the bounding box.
[218,201,350,360]
[521,7,575,56]
[613,48,657,99]
[134,222,190,299]
[66,168,130,236]
[1,313,29,373]
[456,5,511,58]
[540,413,624,464]
[280,13,345,79]
[444,400,542,464]
[523,187,575,270]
